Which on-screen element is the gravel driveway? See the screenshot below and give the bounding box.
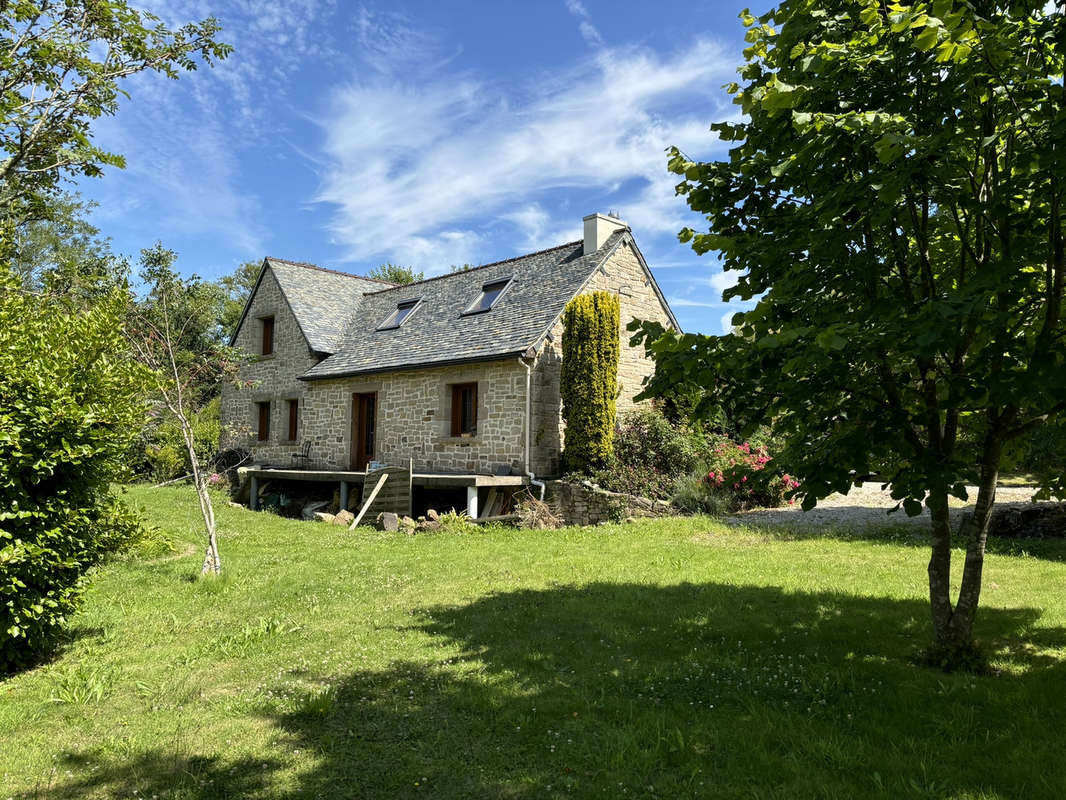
[723,484,1042,530]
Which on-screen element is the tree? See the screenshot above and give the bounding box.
[217,259,261,341]
[367,262,423,285]
[0,1,230,219]
[127,244,234,575]
[561,291,620,473]
[0,260,148,669]
[9,191,126,299]
[632,0,1065,665]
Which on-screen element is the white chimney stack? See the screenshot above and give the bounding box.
[583,212,627,255]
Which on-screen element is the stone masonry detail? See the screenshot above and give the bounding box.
[220,268,317,464]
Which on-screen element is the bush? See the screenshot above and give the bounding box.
[593,408,704,500]
[703,438,800,511]
[671,471,732,516]
[134,397,221,483]
[561,291,619,473]
[0,268,149,670]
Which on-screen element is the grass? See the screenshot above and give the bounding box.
[2,486,1065,799]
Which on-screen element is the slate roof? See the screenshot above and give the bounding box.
[235,229,676,380]
[302,233,633,380]
[263,258,393,353]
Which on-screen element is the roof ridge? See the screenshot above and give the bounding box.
[266,256,398,285]
[362,239,584,296]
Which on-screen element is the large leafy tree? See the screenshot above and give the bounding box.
[633,0,1065,663]
[0,1,230,219]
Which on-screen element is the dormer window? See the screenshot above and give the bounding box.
[463,278,511,315]
[377,299,420,330]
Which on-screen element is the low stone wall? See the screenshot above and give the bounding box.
[545,479,672,526]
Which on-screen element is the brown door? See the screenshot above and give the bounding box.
[350,392,377,470]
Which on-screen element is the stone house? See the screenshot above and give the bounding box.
[221,213,679,485]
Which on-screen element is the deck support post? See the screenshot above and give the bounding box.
[339,480,350,511]
[466,486,479,519]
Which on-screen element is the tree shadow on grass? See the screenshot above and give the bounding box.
[42,583,1066,799]
[282,584,1066,799]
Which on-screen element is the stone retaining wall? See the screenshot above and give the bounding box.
[546,479,672,526]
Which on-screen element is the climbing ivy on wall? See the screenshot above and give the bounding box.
[561,290,620,473]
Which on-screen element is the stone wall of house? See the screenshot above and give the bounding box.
[530,238,675,476]
[545,479,671,526]
[220,268,317,465]
[298,359,528,473]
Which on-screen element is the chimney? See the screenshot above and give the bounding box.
[583,212,627,255]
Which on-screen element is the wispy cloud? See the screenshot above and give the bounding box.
[316,18,734,271]
[668,297,722,308]
[565,0,605,48]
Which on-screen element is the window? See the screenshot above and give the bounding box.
[377,299,419,330]
[257,401,271,441]
[261,316,275,355]
[287,399,299,441]
[464,278,511,315]
[451,383,477,437]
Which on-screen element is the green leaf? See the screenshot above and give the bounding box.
[915,26,939,51]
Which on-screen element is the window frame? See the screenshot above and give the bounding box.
[462,277,512,316]
[257,401,271,441]
[377,298,422,330]
[450,382,478,437]
[286,398,299,442]
[260,315,275,355]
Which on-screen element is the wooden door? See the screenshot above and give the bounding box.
[350,392,377,470]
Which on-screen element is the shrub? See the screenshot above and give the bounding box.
[0,267,149,670]
[671,471,732,516]
[134,397,221,483]
[593,408,704,500]
[560,291,619,473]
[703,438,800,511]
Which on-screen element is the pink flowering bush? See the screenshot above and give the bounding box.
[702,438,800,511]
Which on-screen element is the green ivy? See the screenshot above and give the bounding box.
[0,262,149,670]
[560,291,619,474]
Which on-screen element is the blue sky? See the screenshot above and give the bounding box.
[78,0,760,334]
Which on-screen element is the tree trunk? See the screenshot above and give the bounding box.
[175,410,221,575]
[946,438,1003,646]
[926,488,955,647]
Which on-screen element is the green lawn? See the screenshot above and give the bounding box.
[2,486,1066,799]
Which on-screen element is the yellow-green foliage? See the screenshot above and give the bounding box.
[560,291,620,473]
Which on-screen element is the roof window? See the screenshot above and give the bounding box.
[378,299,420,330]
[464,278,511,315]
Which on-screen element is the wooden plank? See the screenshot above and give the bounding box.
[350,473,389,529]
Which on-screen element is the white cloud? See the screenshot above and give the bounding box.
[316,35,734,270]
[668,297,720,308]
[565,0,605,47]
[709,269,739,295]
[720,310,739,333]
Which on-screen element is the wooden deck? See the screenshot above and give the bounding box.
[243,467,527,517]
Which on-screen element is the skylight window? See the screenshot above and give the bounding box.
[464,278,511,315]
[378,299,420,330]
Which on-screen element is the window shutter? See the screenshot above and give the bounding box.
[288,399,298,441]
[262,317,274,355]
[257,402,270,441]
[451,384,461,436]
